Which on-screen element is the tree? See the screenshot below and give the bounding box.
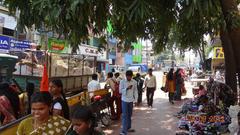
[220,0,240,89]
[4,0,240,97]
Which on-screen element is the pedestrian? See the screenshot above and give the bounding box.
[17,91,71,135]
[113,72,122,120]
[49,79,70,119]
[88,73,101,98]
[175,68,184,101]
[165,68,175,104]
[144,68,157,107]
[133,73,144,105]
[114,72,122,83]
[119,70,138,135]
[105,72,117,119]
[66,105,105,135]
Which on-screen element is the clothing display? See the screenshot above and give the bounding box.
[175,81,234,134]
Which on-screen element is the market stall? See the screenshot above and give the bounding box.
[176,80,235,134]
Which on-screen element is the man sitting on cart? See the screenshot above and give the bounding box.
[88,74,101,98]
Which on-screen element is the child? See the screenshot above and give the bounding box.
[67,105,104,135]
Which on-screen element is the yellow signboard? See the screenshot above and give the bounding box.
[213,47,224,59]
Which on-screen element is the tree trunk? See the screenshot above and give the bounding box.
[201,43,206,71]
[220,29,237,99]
[220,0,240,87]
[197,43,206,71]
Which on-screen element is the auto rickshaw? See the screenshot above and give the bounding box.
[0,54,18,83]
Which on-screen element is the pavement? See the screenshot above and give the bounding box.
[103,71,195,135]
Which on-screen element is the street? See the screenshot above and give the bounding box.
[103,71,194,135]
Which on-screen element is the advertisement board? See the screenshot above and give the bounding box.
[132,42,142,63]
[213,47,224,59]
[48,38,69,53]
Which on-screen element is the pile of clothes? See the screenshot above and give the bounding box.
[175,80,235,134]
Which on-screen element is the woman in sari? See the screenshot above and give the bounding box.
[165,68,176,104]
[17,91,70,135]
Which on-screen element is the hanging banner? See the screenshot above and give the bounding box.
[213,47,224,59]
[48,38,68,53]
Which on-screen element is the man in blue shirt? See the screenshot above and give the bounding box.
[119,70,138,135]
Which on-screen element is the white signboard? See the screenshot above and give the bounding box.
[0,13,17,30]
[78,44,99,56]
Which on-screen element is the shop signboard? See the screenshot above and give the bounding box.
[132,42,142,63]
[0,35,35,52]
[48,38,68,53]
[0,35,10,53]
[9,38,31,51]
[78,44,99,56]
[213,47,224,59]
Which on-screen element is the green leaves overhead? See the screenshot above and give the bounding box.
[167,0,224,53]
[3,0,240,54]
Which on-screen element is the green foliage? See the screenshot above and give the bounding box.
[3,0,237,54]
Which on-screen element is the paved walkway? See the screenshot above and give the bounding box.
[103,71,194,135]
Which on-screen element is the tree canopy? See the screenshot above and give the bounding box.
[4,0,240,102]
[3,0,240,52]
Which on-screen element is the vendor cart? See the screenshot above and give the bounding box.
[10,50,97,94]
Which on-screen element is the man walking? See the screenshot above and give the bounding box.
[119,70,138,135]
[144,68,157,107]
[133,73,144,105]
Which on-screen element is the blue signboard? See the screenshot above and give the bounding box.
[9,38,31,51]
[0,36,10,50]
[0,35,32,52]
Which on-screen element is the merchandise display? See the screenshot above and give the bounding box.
[175,80,236,134]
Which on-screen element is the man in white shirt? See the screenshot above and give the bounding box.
[88,74,101,97]
[144,68,156,107]
[119,70,138,135]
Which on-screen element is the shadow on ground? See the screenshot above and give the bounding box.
[103,98,186,135]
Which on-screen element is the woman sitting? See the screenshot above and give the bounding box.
[197,85,207,98]
[67,105,104,135]
[17,91,71,135]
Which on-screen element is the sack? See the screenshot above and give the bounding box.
[161,86,168,93]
